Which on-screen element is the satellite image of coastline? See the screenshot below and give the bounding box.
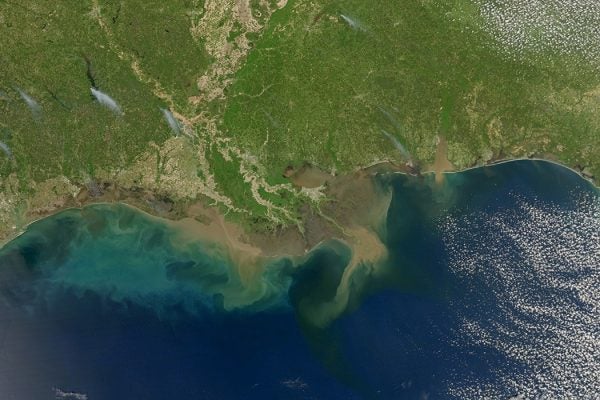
[0,1,599,399]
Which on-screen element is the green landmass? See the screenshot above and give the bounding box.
[0,0,599,241]
[224,0,600,176]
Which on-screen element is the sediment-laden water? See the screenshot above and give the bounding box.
[0,160,598,399]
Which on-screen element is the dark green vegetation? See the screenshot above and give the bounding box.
[99,0,211,108]
[0,0,598,237]
[224,0,600,178]
[0,0,208,183]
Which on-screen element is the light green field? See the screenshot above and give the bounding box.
[223,0,600,179]
[1,0,598,235]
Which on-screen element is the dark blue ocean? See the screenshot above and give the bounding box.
[0,161,598,399]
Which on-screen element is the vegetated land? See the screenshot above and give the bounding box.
[0,0,599,241]
[224,0,600,180]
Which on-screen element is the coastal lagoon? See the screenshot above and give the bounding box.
[0,160,598,399]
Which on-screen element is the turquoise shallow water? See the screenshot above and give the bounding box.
[0,160,598,399]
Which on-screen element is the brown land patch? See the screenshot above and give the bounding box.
[287,163,333,188]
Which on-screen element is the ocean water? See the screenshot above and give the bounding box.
[0,160,598,399]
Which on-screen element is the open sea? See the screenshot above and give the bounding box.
[0,160,598,399]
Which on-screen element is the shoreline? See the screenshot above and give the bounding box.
[1,156,596,324]
[428,157,598,188]
[1,157,597,253]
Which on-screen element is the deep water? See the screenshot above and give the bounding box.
[0,160,598,399]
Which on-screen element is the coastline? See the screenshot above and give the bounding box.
[1,156,597,326]
[430,156,598,188]
[1,156,597,255]
[2,153,598,400]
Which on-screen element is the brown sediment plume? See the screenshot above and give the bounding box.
[292,177,392,327]
[430,136,454,184]
[297,165,393,326]
[305,225,389,328]
[171,164,391,261]
[166,167,392,319]
[174,202,264,265]
[299,181,392,327]
[254,163,395,255]
[0,161,395,319]
[165,203,279,310]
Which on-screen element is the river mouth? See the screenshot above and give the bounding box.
[0,160,598,399]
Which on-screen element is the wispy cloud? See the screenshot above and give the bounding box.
[378,106,402,131]
[381,129,411,161]
[91,87,123,115]
[340,14,368,32]
[0,141,12,159]
[160,108,181,135]
[53,388,88,400]
[378,106,411,161]
[281,377,309,390]
[15,87,42,121]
